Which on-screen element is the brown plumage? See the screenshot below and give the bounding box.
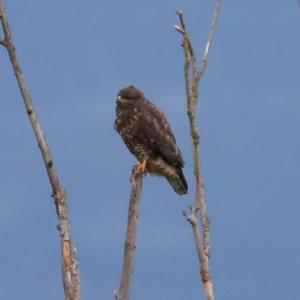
[114,85,188,195]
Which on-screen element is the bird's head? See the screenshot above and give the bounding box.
[117,85,144,103]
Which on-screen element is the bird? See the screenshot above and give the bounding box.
[114,85,188,195]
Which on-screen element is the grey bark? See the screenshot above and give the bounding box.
[116,168,144,300]
[0,2,80,299]
[175,1,222,299]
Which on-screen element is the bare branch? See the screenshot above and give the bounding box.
[0,1,11,43]
[198,0,222,80]
[184,208,213,300]
[176,2,222,300]
[174,25,185,35]
[176,10,195,59]
[0,2,80,299]
[116,167,144,300]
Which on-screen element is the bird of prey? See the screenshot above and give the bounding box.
[114,85,188,195]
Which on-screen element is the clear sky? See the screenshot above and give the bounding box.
[0,1,299,299]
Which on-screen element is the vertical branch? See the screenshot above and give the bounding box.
[115,168,144,300]
[175,1,222,300]
[0,2,80,300]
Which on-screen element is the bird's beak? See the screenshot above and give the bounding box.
[117,95,128,103]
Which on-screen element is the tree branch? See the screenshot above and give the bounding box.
[175,2,222,300]
[115,167,144,300]
[0,2,80,299]
[198,0,222,80]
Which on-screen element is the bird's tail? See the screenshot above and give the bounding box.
[166,167,188,195]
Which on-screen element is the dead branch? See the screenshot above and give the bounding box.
[175,2,222,300]
[198,1,222,80]
[0,2,80,299]
[115,167,144,300]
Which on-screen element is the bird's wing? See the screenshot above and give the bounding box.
[137,99,184,167]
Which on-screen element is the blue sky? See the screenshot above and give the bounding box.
[0,1,299,299]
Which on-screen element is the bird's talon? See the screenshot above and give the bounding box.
[134,160,147,175]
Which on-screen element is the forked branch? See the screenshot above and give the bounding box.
[0,2,80,299]
[175,1,222,300]
[115,167,144,300]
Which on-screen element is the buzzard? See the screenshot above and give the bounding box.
[114,85,188,195]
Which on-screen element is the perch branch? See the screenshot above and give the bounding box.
[0,2,80,300]
[115,167,144,300]
[175,2,222,300]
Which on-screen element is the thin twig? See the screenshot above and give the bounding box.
[176,10,195,59]
[175,2,222,300]
[0,2,80,299]
[116,167,144,300]
[183,207,213,300]
[198,0,222,80]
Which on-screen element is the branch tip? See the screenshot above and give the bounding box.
[113,289,119,299]
[176,10,184,17]
[174,25,184,34]
[176,9,187,32]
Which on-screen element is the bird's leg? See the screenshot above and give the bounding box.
[134,160,147,175]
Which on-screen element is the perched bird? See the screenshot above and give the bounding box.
[114,85,188,195]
